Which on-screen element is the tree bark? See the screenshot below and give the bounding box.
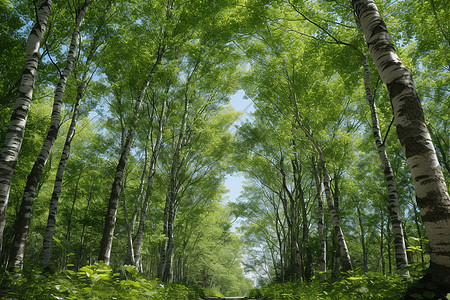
[313,157,326,279]
[380,214,385,276]
[7,2,87,271]
[133,100,166,267]
[41,90,82,270]
[0,0,52,254]
[159,94,188,282]
[353,0,450,289]
[361,54,409,276]
[98,44,166,265]
[279,156,301,281]
[354,200,368,273]
[292,100,352,272]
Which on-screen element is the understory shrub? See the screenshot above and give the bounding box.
[254,270,409,300]
[0,262,202,299]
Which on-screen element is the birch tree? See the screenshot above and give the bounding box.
[7,1,87,271]
[353,0,450,291]
[360,55,409,276]
[277,0,411,276]
[97,3,169,264]
[0,0,52,253]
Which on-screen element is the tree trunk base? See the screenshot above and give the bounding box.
[403,268,449,300]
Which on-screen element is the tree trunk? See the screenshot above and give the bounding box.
[380,215,385,276]
[361,54,409,276]
[313,157,326,280]
[41,94,81,270]
[63,174,81,268]
[295,123,352,271]
[7,2,87,271]
[387,218,393,274]
[412,201,425,263]
[133,100,166,267]
[98,44,166,265]
[353,0,450,289]
[77,183,94,270]
[159,96,188,282]
[0,0,52,254]
[354,200,368,273]
[279,156,301,282]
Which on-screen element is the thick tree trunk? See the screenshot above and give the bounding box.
[7,2,87,271]
[41,92,82,269]
[0,0,52,253]
[361,55,409,276]
[354,0,450,290]
[98,45,166,265]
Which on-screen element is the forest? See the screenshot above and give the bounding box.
[0,0,448,299]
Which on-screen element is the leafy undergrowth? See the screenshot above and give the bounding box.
[0,262,210,299]
[249,270,411,300]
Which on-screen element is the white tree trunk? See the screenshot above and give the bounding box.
[313,157,326,279]
[354,0,450,288]
[7,2,86,271]
[0,0,52,253]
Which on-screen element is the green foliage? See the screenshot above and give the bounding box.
[0,263,202,299]
[254,271,409,300]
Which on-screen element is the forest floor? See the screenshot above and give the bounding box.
[201,297,259,300]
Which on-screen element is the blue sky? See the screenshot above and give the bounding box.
[223,90,254,203]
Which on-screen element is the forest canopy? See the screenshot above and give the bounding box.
[0,0,448,299]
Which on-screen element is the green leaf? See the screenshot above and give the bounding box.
[422,291,436,299]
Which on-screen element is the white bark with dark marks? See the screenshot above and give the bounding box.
[7,2,87,271]
[313,157,326,279]
[361,54,409,276]
[354,0,450,286]
[0,0,52,253]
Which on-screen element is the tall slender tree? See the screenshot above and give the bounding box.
[353,0,450,292]
[7,1,88,271]
[131,98,166,269]
[0,0,52,253]
[361,55,409,276]
[98,44,166,264]
[40,77,84,269]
